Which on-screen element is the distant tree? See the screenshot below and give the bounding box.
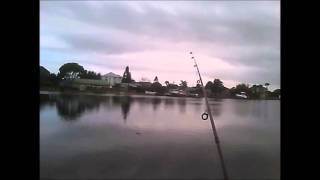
[207,79,227,97]
[40,66,50,82]
[167,83,179,90]
[165,81,169,87]
[250,84,261,99]
[57,72,62,80]
[273,89,280,95]
[79,70,87,79]
[122,66,132,83]
[236,83,249,91]
[265,83,270,90]
[49,73,59,86]
[40,66,50,75]
[179,80,188,89]
[40,66,59,87]
[78,70,101,80]
[213,79,223,87]
[151,82,165,93]
[191,83,203,96]
[271,89,280,99]
[212,79,225,93]
[231,83,251,97]
[229,87,236,96]
[265,90,272,98]
[205,81,214,89]
[40,66,51,86]
[154,76,159,83]
[58,63,84,80]
[205,79,224,92]
[251,84,269,99]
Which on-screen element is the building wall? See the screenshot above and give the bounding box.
[114,77,122,84]
[105,77,121,86]
[73,79,109,86]
[102,76,122,87]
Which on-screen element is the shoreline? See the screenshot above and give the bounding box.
[40,89,280,100]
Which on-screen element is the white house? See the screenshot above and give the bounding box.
[101,72,122,87]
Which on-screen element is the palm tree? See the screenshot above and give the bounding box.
[122,66,132,83]
[154,76,158,83]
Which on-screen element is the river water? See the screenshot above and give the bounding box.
[40,92,280,179]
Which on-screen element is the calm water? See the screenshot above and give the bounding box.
[40,92,280,180]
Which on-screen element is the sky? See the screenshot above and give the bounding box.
[40,1,280,90]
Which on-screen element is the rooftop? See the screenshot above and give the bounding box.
[103,72,122,78]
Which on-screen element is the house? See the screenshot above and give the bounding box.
[101,72,122,88]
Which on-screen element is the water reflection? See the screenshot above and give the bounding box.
[164,98,175,109]
[40,94,56,110]
[40,93,280,179]
[210,98,223,102]
[40,94,133,121]
[177,98,186,113]
[40,95,271,122]
[107,96,133,123]
[192,99,222,117]
[55,95,104,121]
[231,100,272,119]
[210,103,222,117]
[232,100,252,117]
[120,96,131,123]
[151,98,162,111]
[131,97,150,110]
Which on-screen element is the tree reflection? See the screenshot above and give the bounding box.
[40,94,134,122]
[210,98,223,102]
[112,96,132,123]
[151,98,162,111]
[164,98,175,109]
[210,103,222,117]
[188,98,203,113]
[40,94,56,110]
[55,95,105,121]
[120,96,131,123]
[177,98,186,113]
[132,97,149,110]
[233,100,251,117]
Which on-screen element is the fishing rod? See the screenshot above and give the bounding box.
[189,52,229,180]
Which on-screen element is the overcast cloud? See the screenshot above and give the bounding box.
[40,1,280,90]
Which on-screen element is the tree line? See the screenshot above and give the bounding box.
[40,62,280,99]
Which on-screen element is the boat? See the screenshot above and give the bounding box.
[169,90,187,97]
[235,92,248,99]
[145,91,157,95]
[188,93,199,97]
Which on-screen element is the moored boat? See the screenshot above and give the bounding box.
[145,91,157,95]
[235,92,248,99]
